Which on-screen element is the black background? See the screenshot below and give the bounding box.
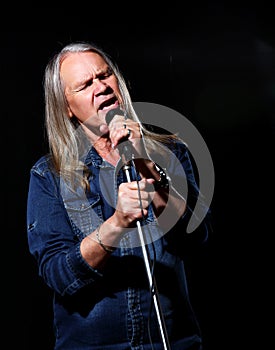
[3,3,274,349]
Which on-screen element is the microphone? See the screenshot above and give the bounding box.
[106,108,133,163]
[105,107,125,125]
[106,111,170,349]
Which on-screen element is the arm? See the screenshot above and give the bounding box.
[134,139,210,245]
[162,141,211,255]
[27,158,155,296]
[27,161,104,296]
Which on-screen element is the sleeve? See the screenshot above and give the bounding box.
[164,141,212,256]
[26,164,103,296]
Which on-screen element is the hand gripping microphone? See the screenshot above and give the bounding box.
[106,108,133,164]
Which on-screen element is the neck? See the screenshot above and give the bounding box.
[93,136,120,166]
[79,122,120,166]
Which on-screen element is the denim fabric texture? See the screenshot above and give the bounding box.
[27,140,209,350]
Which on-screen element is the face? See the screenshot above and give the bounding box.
[60,51,121,135]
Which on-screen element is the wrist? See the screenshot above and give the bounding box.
[153,163,170,190]
[95,225,116,253]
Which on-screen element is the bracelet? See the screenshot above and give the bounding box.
[153,163,170,190]
[95,226,116,253]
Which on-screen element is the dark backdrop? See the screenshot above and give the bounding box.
[3,4,274,350]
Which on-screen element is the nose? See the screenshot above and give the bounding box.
[93,78,107,95]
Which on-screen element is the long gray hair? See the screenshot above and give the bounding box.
[43,41,178,189]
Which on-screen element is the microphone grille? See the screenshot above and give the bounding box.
[105,108,124,125]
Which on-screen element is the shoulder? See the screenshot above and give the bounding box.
[30,154,55,177]
[164,138,189,160]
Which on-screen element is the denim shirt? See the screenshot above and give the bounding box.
[27,140,210,350]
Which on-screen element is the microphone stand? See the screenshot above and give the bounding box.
[120,146,171,350]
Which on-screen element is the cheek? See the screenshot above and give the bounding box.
[67,96,96,122]
[109,78,121,96]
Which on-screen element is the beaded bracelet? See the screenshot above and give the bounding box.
[95,226,116,253]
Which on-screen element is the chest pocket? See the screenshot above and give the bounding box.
[60,179,103,240]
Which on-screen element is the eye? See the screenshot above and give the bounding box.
[86,78,94,86]
[77,78,93,91]
[98,68,113,80]
[76,68,114,92]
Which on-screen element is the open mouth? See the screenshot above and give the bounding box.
[99,97,118,111]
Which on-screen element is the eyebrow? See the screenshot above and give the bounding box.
[74,66,112,89]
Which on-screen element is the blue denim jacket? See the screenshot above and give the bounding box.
[27,140,209,350]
